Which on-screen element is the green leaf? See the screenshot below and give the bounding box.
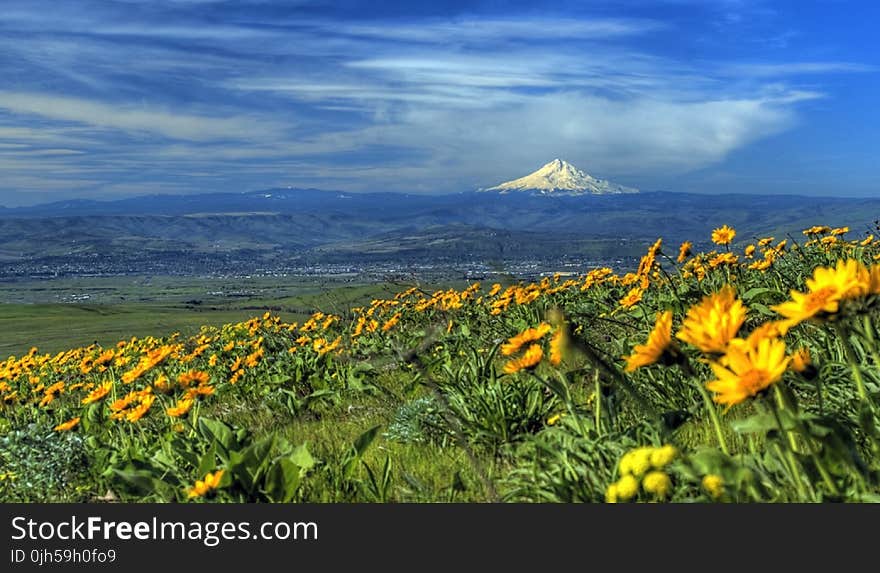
[741,287,775,304]
[264,458,301,503]
[231,435,277,494]
[731,410,796,434]
[198,444,218,476]
[750,303,776,317]
[112,468,160,495]
[290,443,315,473]
[730,413,778,434]
[268,374,292,385]
[353,425,382,457]
[150,449,177,472]
[687,448,733,475]
[198,418,237,458]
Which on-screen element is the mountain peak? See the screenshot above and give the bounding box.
[482,159,638,196]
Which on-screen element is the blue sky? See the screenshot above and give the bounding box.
[0,0,877,206]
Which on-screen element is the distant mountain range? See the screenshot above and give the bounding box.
[0,183,877,274]
[481,159,638,195]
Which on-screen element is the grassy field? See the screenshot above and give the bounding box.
[3,225,880,504]
[0,277,462,357]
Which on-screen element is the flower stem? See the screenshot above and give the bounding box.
[774,385,840,497]
[861,315,880,367]
[679,355,729,455]
[695,382,730,455]
[834,322,871,405]
[594,369,602,434]
[768,399,810,500]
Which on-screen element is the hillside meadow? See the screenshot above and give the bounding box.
[2,223,880,503]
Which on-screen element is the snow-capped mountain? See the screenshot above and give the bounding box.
[482,159,639,195]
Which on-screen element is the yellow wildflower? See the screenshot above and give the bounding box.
[166,398,194,418]
[179,370,209,387]
[642,471,672,498]
[502,344,544,374]
[187,470,225,499]
[771,259,869,325]
[615,475,639,501]
[677,241,693,263]
[711,225,736,245]
[619,287,643,309]
[624,311,678,372]
[676,286,746,354]
[707,337,790,408]
[500,323,552,356]
[702,474,725,500]
[81,381,112,405]
[54,417,81,432]
[649,445,678,468]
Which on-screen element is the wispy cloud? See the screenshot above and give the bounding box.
[0,0,873,203]
[725,62,877,77]
[0,92,284,141]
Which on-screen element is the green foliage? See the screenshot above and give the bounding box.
[0,422,91,501]
[385,396,453,446]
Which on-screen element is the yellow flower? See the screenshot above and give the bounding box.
[790,347,812,373]
[707,337,790,408]
[549,329,565,366]
[154,374,173,394]
[605,482,619,503]
[860,234,874,247]
[771,259,869,325]
[125,394,155,423]
[870,264,880,294]
[179,370,210,387]
[803,225,831,236]
[166,398,194,418]
[94,349,115,366]
[313,336,342,355]
[619,447,653,477]
[54,417,81,432]
[711,225,736,245]
[547,413,563,426]
[185,385,215,399]
[709,252,738,268]
[677,241,693,263]
[676,286,746,354]
[702,474,725,499]
[624,311,677,372]
[381,313,401,332]
[757,236,774,247]
[619,287,643,309]
[649,445,678,468]
[187,470,225,499]
[831,226,849,236]
[502,344,544,374]
[744,244,756,258]
[642,471,672,498]
[500,323,552,356]
[81,381,112,405]
[730,320,792,352]
[615,475,639,501]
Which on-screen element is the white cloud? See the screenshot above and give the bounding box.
[336,17,660,44]
[725,62,877,77]
[0,92,283,141]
